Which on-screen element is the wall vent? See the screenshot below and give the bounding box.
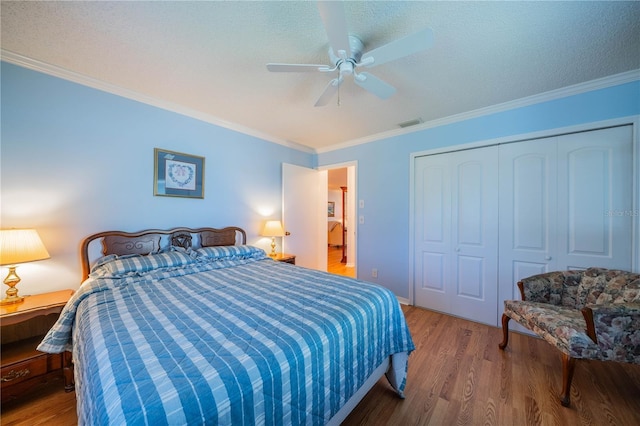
[398,118,423,128]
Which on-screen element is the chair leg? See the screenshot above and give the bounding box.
[498,313,510,350]
[560,353,576,407]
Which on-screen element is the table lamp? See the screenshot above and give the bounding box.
[261,220,285,257]
[0,229,50,305]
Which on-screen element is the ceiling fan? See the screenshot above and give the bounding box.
[266,1,434,107]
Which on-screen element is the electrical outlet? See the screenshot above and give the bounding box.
[372,268,378,278]
[359,199,365,209]
[359,215,365,224]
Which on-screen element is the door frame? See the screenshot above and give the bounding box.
[318,161,358,275]
[408,115,640,305]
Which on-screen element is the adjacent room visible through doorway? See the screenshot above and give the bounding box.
[327,167,356,278]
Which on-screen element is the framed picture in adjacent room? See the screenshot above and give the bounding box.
[154,148,205,198]
[328,201,335,217]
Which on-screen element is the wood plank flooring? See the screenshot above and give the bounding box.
[342,306,640,425]
[327,245,355,278]
[2,306,639,425]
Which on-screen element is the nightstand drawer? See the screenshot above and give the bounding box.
[0,289,73,401]
[1,352,63,403]
[1,353,61,388]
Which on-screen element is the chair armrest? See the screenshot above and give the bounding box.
[518,271,567,303]
[581,303,640,362]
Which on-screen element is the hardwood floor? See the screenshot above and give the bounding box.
[0,375,76,426]
[2,306,639,425]
[328,245,356,278]
[327,246,356,278]
[343,306,640,425]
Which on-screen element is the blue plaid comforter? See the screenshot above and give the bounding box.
[39,247,414,425]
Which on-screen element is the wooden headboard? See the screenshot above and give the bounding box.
[80,226,246,281]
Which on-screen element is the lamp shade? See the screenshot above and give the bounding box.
[261,220,285,237]
[0,229,50,266]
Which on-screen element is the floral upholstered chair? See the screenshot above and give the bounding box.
[499,267,640,406]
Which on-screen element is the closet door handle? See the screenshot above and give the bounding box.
[545,256,552,261]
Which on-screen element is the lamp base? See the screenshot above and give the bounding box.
[269,237,277,257]
[2,265,25,305]
[0,295,25,305]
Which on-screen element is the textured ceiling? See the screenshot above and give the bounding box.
[2,1,639,152]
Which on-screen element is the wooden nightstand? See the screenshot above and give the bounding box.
[1,289,74,403]
[272,253,296,265]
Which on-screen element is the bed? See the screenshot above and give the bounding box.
[38,226,414,425]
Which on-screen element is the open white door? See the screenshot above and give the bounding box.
[282,163,328,271]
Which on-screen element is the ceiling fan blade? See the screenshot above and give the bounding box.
[360,28,434,68]
[354,72,396,100]
[314,78,342,107]
[267,63,331,72]
[317,1,351,59]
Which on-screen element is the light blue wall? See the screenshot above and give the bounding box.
[318,81,640,299]
[3,60,638,299]
[0,62,312,293]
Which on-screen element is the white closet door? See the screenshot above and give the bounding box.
[414,153,452,313]
[449,148,499,324]
[414,125,633,327]
[414,147,499,325]
[498,137,558,329]
[497,125,633,327]
[556,126,633,270]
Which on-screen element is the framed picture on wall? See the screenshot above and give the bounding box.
[328,201,335,217]
[154,148,205,198]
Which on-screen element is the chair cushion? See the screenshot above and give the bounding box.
[596,271,640,305]
[504,300,600,359]
[576,272,608,309]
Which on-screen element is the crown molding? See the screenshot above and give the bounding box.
[3,49,637,156]
[1,49,314,154]
[317,68,640,154]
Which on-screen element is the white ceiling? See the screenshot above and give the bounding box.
[2,1,639,152]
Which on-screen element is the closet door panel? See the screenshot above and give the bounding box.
[455,161,484,245]
[512,154,551,251]
[414,155,451,312]
[457,256,485,298]
[557,126,633,270]
[569,147,609,256]
[450,148,499,325]
[498,138,557,327]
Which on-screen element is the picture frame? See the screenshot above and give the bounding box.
[328,201,335,217]
[154,148,205,198]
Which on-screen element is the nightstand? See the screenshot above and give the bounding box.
[1,289,74,403]
[272,253,296,265]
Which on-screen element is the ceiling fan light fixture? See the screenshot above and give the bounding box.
[340,61,355,76]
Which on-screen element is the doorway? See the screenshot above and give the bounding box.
[282,162,357,276]
[326,164,357,278]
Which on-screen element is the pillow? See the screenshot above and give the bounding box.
[161,245,198,258]
[95,251,196,276]
[90,253,139,274]
[195,245,266,261]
